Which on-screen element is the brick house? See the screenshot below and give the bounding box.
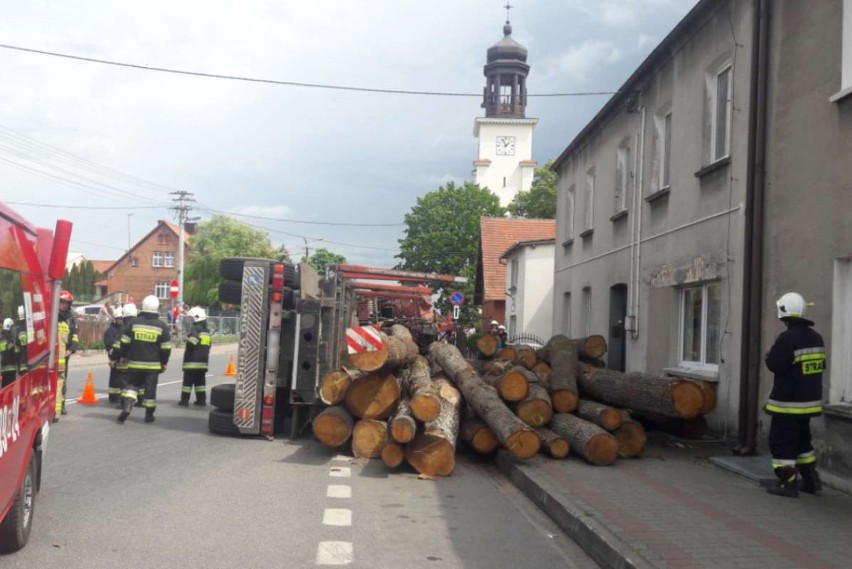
[97,220,190,308]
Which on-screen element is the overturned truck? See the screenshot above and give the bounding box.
[209,258,466,439]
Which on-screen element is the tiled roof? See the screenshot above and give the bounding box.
[477,217,556,302]
[90,260,113,274]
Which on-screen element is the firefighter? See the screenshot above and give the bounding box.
[15,305,27,375]
[117,295,171,423]
[104,306,124,404]
[110,303,137,408]
[1,318,17,387]
[179,306,211,407]
[55,290,79,420]
[764,292,826,498]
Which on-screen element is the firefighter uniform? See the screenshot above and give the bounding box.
[15,309,28,375]
[764,292,826,498]
[180,308,211,406]
[118,297,171,423]
[1,319,17,387]
[104,311,124,404]
[55,294,79,420]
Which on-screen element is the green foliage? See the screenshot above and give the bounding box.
[305,248,347,274]
[396,181,504,321]
[184,215,290,306]
[507,159,557,219]
[63,261,101,301]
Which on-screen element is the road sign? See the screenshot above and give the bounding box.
[452,305,460,320]
[450,291,464,306]
[169,279,179,299]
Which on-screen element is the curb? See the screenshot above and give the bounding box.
[495,451,654,569]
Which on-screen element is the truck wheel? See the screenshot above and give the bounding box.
[218,280,242,305]
[0,453,36,553]
[219,257,299,287]
[208,408,242,436]
[211,383,236,412]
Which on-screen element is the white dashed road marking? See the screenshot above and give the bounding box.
[316,541,353,565]
[327,485,351,498]
[322,508,352,526]
[329,466,350,477]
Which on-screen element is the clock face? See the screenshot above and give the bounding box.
[496,136,516,156]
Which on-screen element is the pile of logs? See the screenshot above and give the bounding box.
[313,327,717,476]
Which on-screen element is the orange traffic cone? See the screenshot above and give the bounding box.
[224,355,237,377]
[77,372,99,405]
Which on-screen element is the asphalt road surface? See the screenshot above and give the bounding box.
[3,349,598,568]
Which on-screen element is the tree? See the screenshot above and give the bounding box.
[184,215,290,306]
[507,159,557,219]
[306,248,347,274]
[63,260,100,301]
[396,181,505,321]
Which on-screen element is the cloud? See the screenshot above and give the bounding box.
[230,205,294,220]
[542,41,622,84]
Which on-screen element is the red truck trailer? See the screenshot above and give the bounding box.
[0,202,71,553]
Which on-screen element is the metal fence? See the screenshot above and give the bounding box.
[74,314,240,349]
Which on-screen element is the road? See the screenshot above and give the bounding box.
[3,349,598,568]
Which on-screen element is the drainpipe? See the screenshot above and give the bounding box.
[627,105,646,338]
[736,0,770,454]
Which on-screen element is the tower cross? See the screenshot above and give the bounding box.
[504,2,513,22]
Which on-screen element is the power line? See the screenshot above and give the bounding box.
[0,42,619,98]
[196,205,405,227]
[4,201,162,210]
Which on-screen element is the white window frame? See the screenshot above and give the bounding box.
[164,251,175,268]
[154,281,170,299]
[615,141,631,213]
[831,258,852,403]
[152,251,163,268]
[582,287,592,337]
[661,112,672,189]
[710,65,733,163]
[842,0,852,93]
[583,170,595,231]
[678,282,721,370]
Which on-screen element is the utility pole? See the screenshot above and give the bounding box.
[170,190,196,309]
[126,213,133,252]
[303,238,311,261]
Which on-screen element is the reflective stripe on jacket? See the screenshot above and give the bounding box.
[119,314,171,372]
[764,319,825,416]
[182,322,211,372]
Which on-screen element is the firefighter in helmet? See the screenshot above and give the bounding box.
[55,290,79,420]
[104,306,124,404]
[764,292,826,498]
[110,303,137,408]
[15,305,28,375]
[179,306,211,407]
[117,295,171,423]
[1,318,17,387]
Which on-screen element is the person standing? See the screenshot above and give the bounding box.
[117,295,171,423]
[103,306,124,404]
[55,290,79,420]
[1,318,17,387]
[15,305,28,375]
[179,307,211,407]
[764,292,826,498]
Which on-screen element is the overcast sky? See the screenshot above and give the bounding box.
[0,0,696,269]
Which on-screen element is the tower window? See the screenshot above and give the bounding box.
[503,176,507,187]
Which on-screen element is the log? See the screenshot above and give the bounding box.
[476,334,499,357]
[429,342,540,459]
[633,411,709,440]
[388,324,419,362]
[347,328,418,372]
[575,335,608,359]
[698,381,717,415]
[480,358,514,376]
[532,361,552,382]
[577,363,705,419]
[460,415,499,454]
[497,346,517,361]
[538,335,578,413]
[344,372,400,420]
[381,442,406,468]
[404,377,462,476]
[516,382,553,427]
[550,413,618,466]
[398,356,441,422]
[389,395,417,443]
[613,410,646,458]
[575,399,623,432]
[312,406,354,448]
[535,427,570,459]
[480,366,530,402]
[352,419,388,458]
[319,367,366,405]
[515,346,537,369]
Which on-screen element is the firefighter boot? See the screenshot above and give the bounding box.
[798,463,823,495]
[144,408,156,423]
[118,398,134,423]
[193,394,206,407]
[178,393,190,407]
[766,466,799,498]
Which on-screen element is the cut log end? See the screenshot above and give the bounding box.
[410,395,441,423]
[351,420,388,459]
[344,373,400,420]
[551,390,578,413]
[505,430,541,460]
[319,370,352,405]
[614,422,646,458]
[516,399,553,428]
[599,408,623,432]
[312,407,353,448]
[470,427,499,454]
[532,362,552,382]
[390,416,417,443]
[585,434,619,466]
[546,439,570,459]
[381,442,406,468]
[501,369,530,402]
[515,346,537,369]
[476,334,499,357]
[405,434,456,476]
[348,345,389,372]
[672,381,706,419]
[497,346,517,361]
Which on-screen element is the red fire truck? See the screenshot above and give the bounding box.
[0,202,72,553]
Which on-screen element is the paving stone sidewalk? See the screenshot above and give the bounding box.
[498,436,852,569]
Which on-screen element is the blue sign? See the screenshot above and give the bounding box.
[450,291,464,306]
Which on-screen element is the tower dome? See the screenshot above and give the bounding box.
[482,20,530,118]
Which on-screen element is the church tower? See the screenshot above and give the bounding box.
[473,9,538,207]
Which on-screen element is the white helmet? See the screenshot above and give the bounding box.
[490,320,498,326]
[188,306,207,323]
[113,307,124,319]
[18,305,24,320]
[776,292,806,320]
[141,295,159,314]
[3,318,13,331]
[123,303,138,318]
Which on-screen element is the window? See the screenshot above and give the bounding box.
[155,281,170,299]
[662,112,672,188]
[831,258,852,403]
[158,233,171,245]
[679,282,721,368]
[130,257,139,268]
[562,184,576,241]
[582,287,592,337]
[710,65,732,162]
[152,251,163,268]
[509,259,519,289]
[842,0,852,93]
[164,252,175,268]
[583,170,595,230]
[562,292,572,335]
[509,315,517,339]
[615,141,632,213]
[0,267,26,379]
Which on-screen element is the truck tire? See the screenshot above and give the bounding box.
[218,280,242,305]
[0,453,36,553]
[211,383,236,412]
[208,408,242,436]
[218,258,299,288]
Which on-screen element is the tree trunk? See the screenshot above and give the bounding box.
[515,346,537,370]
[480,366,530,402]
[344,372,400,420]
[532,361,552,382]
[537,335,578,413]
[381,442,406,468]
[398,356,441,422]
[477,334,499,357]
[698,381,717,415]
[390,395,417,443]
[577,362,705,419]
[613,410,646,458]
[550,413,618,466]
[312,406,354,448]
[575,335,607,359]
[388,324,419,363]
[460,414,499,454]
[352,419,388,459]
[516,382,553,427]
[404,377,462,476]
[575,399,623,432]
[429,342,540,459]
[348,328,418,372]
[319,367,365,405]
[535,427,570,459]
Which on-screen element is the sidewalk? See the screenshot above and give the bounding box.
[497,433,852,569]
[66,341,238,370]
